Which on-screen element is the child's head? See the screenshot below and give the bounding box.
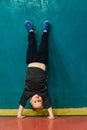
[30,94,43,110]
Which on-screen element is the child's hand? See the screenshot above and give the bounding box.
[17,115,25,119]
[47,116,55,119]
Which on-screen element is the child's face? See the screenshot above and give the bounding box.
[30,94,43,109]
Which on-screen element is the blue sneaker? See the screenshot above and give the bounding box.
[25,20,33,31]
[43,20,50,32]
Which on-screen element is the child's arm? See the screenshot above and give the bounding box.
[17,105,25,118]
[47,107,55,119]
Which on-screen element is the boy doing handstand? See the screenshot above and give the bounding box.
[17,20,54,119]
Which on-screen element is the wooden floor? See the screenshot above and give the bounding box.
[0,116,87,130]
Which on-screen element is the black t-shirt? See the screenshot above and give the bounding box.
[19,67,52,109]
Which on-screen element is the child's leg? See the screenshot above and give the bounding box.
[26,31,37,65]
[38,32,49,65]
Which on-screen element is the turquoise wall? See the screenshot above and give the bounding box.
[0,0,87,109]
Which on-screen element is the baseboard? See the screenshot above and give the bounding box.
[0,108,87,116]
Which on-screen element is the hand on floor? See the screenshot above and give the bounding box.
[47,116,55,119]
[17,115,25,119]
